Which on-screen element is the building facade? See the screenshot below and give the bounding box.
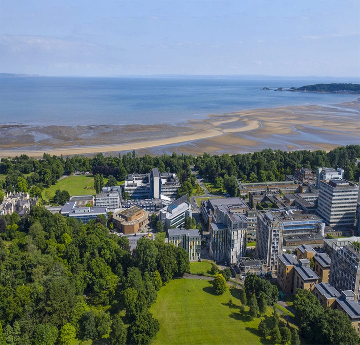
[60,202,107,224]
[277,254,298,294]
[168,228,201,261]
[317,180,358,228]
[159,195,192,230]
[112,206,149,234]
[316,167,344,189]
[95,186,121,211]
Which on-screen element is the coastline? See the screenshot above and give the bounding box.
[1,98,360,158]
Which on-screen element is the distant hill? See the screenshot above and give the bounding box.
[290,83,360,93]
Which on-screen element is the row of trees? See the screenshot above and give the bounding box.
[2,145,360,199]
[0,206,190,344]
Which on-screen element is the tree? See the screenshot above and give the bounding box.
[33,323,58,345]
[153,270,162,291]
[106,175,118,187]
[29,185,42,198]
[79,310,97,341]
[176,246,190,277]
[94,174,104,194]
[16,176,28,192]
[155,221,163,233]
[280,327,291,345]
[240,289,247,305]
[248,294,259,319]
[271,326,282,345]
[258,319,270,339]
[291,329,300,345]
[221,268,231,281]
[109,313,127,345]
[143,272,157,307]
[258,292,267,315]
[127,310,160,345]
[59,323,76,345]
[210,262,219,275]
[213,274,227,295]
[135,238,158,274]
[53,189,70,205]
[96,311,111,338]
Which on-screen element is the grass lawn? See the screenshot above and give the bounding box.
[151,279,270,345]
[204,182,224,195]
[274,303,295,317]
[247,241,256,247]
[196,197,211,207]
[189,260,215,276]
[42,175,99,200]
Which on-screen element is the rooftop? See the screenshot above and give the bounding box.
[208,197,248,209]
[297,244,315,254]
[278,254,298,266]
[294,265,319,282]
[116,206,143,218]
[314,252,331,268]
[168,228,200,237]
[69,195,94,201]
[337,297,360,320]
[314,282,340,299]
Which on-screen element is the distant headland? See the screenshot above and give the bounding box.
[263,83,360,93]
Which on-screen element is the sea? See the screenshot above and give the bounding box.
[0,76,359,126]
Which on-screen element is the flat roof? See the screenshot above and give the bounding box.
[294,265,319,281]
[168,228,200,237]
[70,195,94,201]
[314,253,331,268]
[278,254,298,266]
[209,197,248,209]
[116,205,142,218]
[314,283,340,299]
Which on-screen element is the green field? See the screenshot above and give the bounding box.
[189,260,215,276]
[195,197,211,207]
[151,279,267,345]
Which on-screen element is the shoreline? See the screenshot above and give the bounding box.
[1,97,360,158]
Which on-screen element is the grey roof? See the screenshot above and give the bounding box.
[294,265,319,282]
[71,207,107,215]
[69,195,94,201]
[336,298,360,320]
[167,195,188,209]
[209,197,248,209]
[168,228,200,237]
[278,254,298,266]
[60,202,76,215]
[297,244,314,254]
[314,253,331,268]
[314,283,340,299]
[210,222,227,231]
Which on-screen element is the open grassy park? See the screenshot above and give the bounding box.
[151,279,268,345]
[189,260,215,277]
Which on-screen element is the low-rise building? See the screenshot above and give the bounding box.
[112,206,148,234]
[69,195,94,207]
[313,252,331,283]
[0,192,37,216]
[239,180,301,197]
[277,254,298,294]
[60,201,107,224]
[168,228,201,261]
[335,290,360,335]
[159,195,192,230]
[121,198,165,212]
[296,244,315,260]
[312,282,341,309]
[293,259,319,291]
[293,168,316,184]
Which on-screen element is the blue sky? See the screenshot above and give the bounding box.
[0,0,359,77]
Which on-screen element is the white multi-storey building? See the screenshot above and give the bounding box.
[316,167,344,188]
[95,186,121,211]
[159,195,192,230]
[317,180,358,228]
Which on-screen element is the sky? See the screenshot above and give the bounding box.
[0,0,359,77]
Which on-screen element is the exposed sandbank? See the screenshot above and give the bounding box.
[1,98,360,157]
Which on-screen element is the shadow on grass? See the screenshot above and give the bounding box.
[221,302,239,309]
[229,286,242,300]
[229,311,252,322]
[202,284,217,296]
[245,327,272,344]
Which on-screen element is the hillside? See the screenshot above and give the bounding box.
[290,83,360,93]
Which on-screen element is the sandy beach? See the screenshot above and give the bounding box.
[1,98,360,157]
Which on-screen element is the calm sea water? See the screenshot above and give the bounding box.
[0,76,358,126]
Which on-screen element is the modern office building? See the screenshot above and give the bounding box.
[60,202,107,224]
[256,209,324,271]
[159,195,192,230]
[293,167,316,184]
[316,167,344,189]
[168,228,201,261]
[330,241,360,297]
[95,186,121,211]
[317,180,358,228]
[123,168,181,199]
[112,206,148,234]
[121,198,165,212]
[246,209,258,242]
[238,180,301,197]
[209,203,247,264]
[69,195,95,207]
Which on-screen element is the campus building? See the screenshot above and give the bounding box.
[238,180,301,197]
[256,209,324,271]
[112,206,149,234]
[277,254,298,294]
[209,202,247,264]
[121,198,165,212]
[329,241,360,297]
[159,195,192,230]
[168,228,201,261]
[312,282,341,309]
[123,168,180,199]
[60,202,107,224]
[293,259,319,291]
[293,167,316,184]
[317,180,358,228]
[316,167,344,189]
[69,195,95,207]
[95,186,121,211]
[313,252,331,283]
[0,192,37,216]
